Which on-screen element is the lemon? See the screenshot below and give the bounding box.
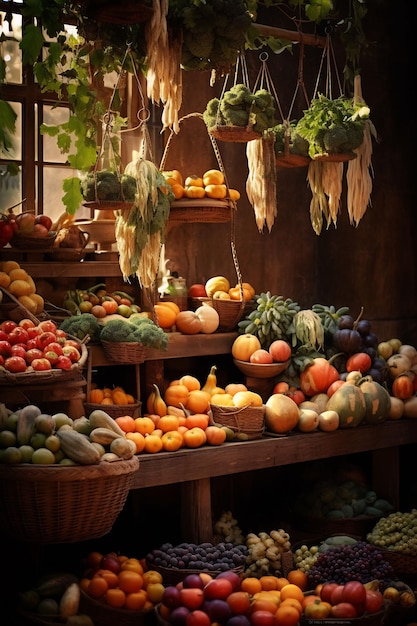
[19,444,35,463]
[45,434,61,453]
[32,448,56,464]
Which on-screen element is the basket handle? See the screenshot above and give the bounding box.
[0,286,40,324]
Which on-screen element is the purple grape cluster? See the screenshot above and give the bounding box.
[307,541,395,586]
[146,541,248,571]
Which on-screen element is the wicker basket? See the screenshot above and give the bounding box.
[300,608,386,626]
[0,336,88,385]
[0,457,139,543]
[210,403,265,440]
[275,153,311,168]
[146,562,244,586]
[212,299,246,332]
[83,200,133,211]
[378,548,417,575]
[209,124,261,143]
[79,589,153,626]
[293,515,382,541]
[84,401,142,419]
[10,231,57,249]
[169,199,234,223]
[313,152,357,162]
[101,340,147,364]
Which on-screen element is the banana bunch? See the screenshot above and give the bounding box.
[294,309,325,350]
[238,292,300,348]
[312,303,350,335]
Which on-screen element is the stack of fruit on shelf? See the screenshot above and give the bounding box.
[0,317,84,374]
[162,169,240,201]
[5,210,56,247]
[0,404,138,464]
[62,283,141,318]
[0,260,46,315]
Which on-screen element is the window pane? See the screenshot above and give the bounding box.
[43,166,89,222]
[0,166,21,212]
[7,101,22,160]
[42,105,71,163]
[0,10,22,84]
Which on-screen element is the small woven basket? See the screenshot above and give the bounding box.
[313,151,357,162]
[10,231,57,249]
[209,124,261,143]
[210,404,265,440]
[0,457,139,543]
[101,340,147,364]
[169,199,234,223]
[79,589,153,626]
[84,401,142,419]
[293,514,381,540]
[212,299,245,332]
[275,152,311,168]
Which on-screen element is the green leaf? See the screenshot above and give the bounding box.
[57,132,72,154]
[62,176,83,215]
[68,142,97,170]
[20,24,44,65]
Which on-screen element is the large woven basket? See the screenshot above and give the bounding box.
[79,588,153,626]
[0,457,139,543]
[300,608,386,626]
[84,401,142,419]
[378,548,417,575]
[210,404,265,440]
[101,340,147,364]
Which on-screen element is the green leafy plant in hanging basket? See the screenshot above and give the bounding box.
[270,120,310,158]
[295,93,370,159]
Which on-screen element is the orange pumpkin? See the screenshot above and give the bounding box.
[89,388,104,404]
[164,383,189,408]
[112,389,129,405]
[175,310,203,334]
[154,304,177,329]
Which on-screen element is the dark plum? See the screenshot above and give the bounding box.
[338,314,355,329]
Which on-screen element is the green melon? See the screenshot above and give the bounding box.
[359,379,391,424]
[326,383,366,428]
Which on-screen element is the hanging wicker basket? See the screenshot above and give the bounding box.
[169,199,234,223]
[0,457,139,543]
[209,124,261,143]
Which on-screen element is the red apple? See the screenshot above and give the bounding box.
[32,223,49,238]
[0,320,17,334]
[26,348,44,364]
[18,318,36,330]
[36,331,57,350]
[43,350,60,365]
[249,349,273,364]
[0,340,12,357]
[203,578,233,600]
[62,345,81,362]
[268,339,291,362]
[37,320,57,333]
[44,342,63,356]
[31,357,52,371]
[56,355,73,370]
[35,214,53,231]
[8,326,29,345]
[11,344,27,359]
[0,355,4,367]
[188,284,207,298]
[5,355,27,373]
[0,329,8,341]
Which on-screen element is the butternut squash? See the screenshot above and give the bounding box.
[57,430,101,465]
[110,437,136,459]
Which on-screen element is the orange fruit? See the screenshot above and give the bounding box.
[118,569,144,594]
[260,576,280,591]
[154,304,177,329]
[115,415,136,433]
[86,550,103,570]
[124,590,148,610]
[250,597,279,614]
[279,584,304,605]
[275,577,290,591]
[87,576,108,599]
[106,588,126,608]
[143,434,163,453]
[126,432,146,453]
[240,577,263,595]
[134,416,155,436]
[286,569,308,591]
[275,603,300,626]
[96,569,119,588]
[146,582,165,603]
[121,558,144,575]
[184,390,211,414]
[279,597,303,614]
[179,375,201,392]
[142,570,163,588]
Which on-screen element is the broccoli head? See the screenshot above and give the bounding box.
[80,170,136,202]
[99,317,168,350]
[59,313,102,342]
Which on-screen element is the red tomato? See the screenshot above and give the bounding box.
[392,374,414,399]
[341,581,367,613]
[188,284,207,298]
[273,381,290,394]
[0,340,12,357]
[0,320,17,334]
[35,214,53,230]
[346,352,372,373]
[11,344,27,359]
[37,320,57,333]
[36,331,57,350]
[365,589,384,614]
[44,341,63,356]
[55,355,73,370]
[8,326,29,345]
[320,582,340,603]
[330,602,358,618]
[18,318,36,330]
[329,584,345,605]
[287,387,306,405]
[25,348,43,364]
[5,355,27,373]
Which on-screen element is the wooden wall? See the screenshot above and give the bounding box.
[161,0,417,347]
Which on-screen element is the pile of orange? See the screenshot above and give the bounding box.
[80,551,165,611]
[162,168,240,201]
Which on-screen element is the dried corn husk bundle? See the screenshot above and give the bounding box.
[246,132,277,233]
[346,75,377,226]
[145,0,183,133]
[307,160,344,235]
[115,157,173,288]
